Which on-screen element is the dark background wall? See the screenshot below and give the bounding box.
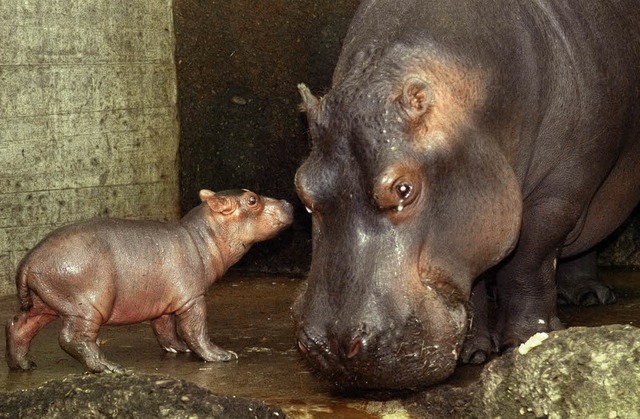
[173,1,640,274]
[174,0,360,274]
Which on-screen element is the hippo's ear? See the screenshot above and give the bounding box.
[297,83,320,121]
[397,76,433,125]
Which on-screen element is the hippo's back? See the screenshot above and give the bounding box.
[334,0,640,86]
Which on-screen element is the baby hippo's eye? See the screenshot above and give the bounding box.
[395,182,413,200]
[247,195,258,206]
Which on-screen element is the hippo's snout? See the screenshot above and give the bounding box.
[296,324,367,364]
[295,310,465,391]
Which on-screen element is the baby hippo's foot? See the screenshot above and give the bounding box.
[176,298,239,362]
[88,359,126,374]
[6,311,57,372]
[7,357,37,371]
[152,315,192,354]
[59,318,126,374]
[162,341,192,354]
[156,332,192,354]
[72,343,126,373]
[198,344,238,362]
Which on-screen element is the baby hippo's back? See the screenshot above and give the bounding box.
[23,218,203,324]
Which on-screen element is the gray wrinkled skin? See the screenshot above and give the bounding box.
[294,0,640,391]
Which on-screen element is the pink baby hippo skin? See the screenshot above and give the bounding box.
[6,189,293,373]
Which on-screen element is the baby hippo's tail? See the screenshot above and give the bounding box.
[16,263,33,311]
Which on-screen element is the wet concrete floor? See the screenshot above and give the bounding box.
[1,269,639,418]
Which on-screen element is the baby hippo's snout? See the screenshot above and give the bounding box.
[249,195,294,241]
[270,199,295,231]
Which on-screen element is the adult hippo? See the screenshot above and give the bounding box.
[293,0,640,390]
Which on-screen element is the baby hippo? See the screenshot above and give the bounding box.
[6,189,293,373]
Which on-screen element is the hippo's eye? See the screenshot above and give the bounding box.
[247,195,258,206]
[395,182,413,200]
[373,165,421,216]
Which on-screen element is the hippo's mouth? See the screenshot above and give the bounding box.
[296,310,466,391]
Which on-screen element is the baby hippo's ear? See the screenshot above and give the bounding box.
[199,189,237,215]
[199,189,216,201]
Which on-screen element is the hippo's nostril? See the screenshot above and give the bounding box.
[297,339,309,355]
[346,336,362,359]
[296,327,326,357]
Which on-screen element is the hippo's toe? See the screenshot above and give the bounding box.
[557,279,616,306]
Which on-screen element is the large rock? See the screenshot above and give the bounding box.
[599,206,640,267]
[475,325,640,418]
[400,325,640,418]
[0,372,285,419]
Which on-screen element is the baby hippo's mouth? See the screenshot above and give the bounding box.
[276,200,294,227]
[262,199,294,235]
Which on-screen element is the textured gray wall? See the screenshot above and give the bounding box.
[0,1,180,295]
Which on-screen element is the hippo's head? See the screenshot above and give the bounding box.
[293,50,522,390]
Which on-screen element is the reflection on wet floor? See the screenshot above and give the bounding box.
[1,269,638,418]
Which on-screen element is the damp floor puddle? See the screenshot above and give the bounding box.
[1,269,638,418]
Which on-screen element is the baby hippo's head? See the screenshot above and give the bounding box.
[199,189,294,244]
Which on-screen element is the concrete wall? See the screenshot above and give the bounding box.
[0,1,180,295]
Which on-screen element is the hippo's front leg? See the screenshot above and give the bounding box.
[152,314,191,353]
[59,316,125,373]
[176,296,238,362]
[461,277,492,364]
[494,200,569,349]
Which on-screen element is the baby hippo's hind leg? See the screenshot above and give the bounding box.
[59,316,124,373]
[176,296,238,362]
[151,314,191,353]
[6,309,57,370]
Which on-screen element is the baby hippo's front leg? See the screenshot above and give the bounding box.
[176,296,238,362]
